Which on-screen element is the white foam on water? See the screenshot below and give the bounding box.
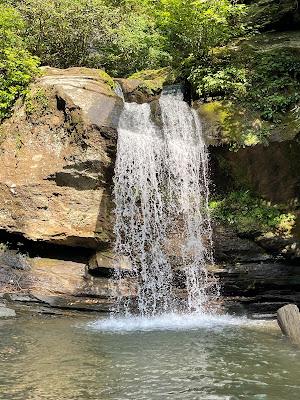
[87,312,252,333]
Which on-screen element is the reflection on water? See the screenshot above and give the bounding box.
[0,315,299,400]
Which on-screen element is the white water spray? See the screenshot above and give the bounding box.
[113,85,218,316]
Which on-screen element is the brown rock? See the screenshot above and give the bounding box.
[0,255,106,297]
[0,67,124,248]
[88,250,131,272]
[115,78,161,104]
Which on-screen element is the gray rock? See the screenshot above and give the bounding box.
[3,293,36,303]
[0,250,30,271]
[212,223,270,263]
[277,304,300,344]
[0,304,16,318]
[33,294,111,312]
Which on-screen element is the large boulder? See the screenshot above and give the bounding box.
[0,67,124,248]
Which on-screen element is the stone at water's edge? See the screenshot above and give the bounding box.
[0,256,116,311]
[277,304,300,344]
[0,304,16,318]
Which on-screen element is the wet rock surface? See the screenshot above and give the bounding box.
[212,222,300,315]
[0,65,300,316]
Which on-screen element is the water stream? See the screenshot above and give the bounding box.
[113,86,218,316]
[1,87,298,400]
[1,315,299,400]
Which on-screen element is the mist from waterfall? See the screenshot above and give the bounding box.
[113,85,219,316]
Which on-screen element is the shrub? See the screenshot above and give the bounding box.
[210,190,296,236]
[0,4,39,120]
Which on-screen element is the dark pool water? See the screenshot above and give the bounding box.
[0,314,299,400]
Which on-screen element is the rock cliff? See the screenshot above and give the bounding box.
[0,62,300,317]
[0,67,123,248]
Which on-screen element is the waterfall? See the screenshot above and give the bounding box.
[113,86,218,316]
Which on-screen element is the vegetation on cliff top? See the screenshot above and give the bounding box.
[0,3,39,120]
[193,33,300,147]
[0,0,247,119]
[1,0,300,150]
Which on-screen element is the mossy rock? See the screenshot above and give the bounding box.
[25,86,51,118]
[129,67,177,95]
[193,30,300,148]
[197,100,300,148]
[209,190,296,238]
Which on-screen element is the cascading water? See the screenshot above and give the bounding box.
[113,85,218,317]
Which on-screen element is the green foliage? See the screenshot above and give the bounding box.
[190,65,247,98]
[16,0,110,68]
[2,0,247,78]
[191,33,300,148]
[0,3,39,120]
[244,49,300,123]
[129,67,177,93]
[12,0,170,76]
[191,40,300,122]
[155,0,247,68]
[25,87,49,117]
[102,6,171,76]
[210,190,296,236]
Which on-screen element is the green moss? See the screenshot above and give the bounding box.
[25,86,49,117]
[71,67,115,89]
[129,67,177,94]
[130,67,175,82]
[97,70,115,89]
[68,109,85,136]
[198,101,229,126]
[198,100,272,148]
[210,190,296,237]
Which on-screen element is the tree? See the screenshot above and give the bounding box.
[14,0,170,75]
[0,3,39,120]
[1,0,248,80]
[155,0,247,68]
[16,0,113,68]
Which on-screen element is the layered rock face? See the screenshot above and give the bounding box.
[0,67,123,248]
[0,67,125,312]
[0,63,300,316]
